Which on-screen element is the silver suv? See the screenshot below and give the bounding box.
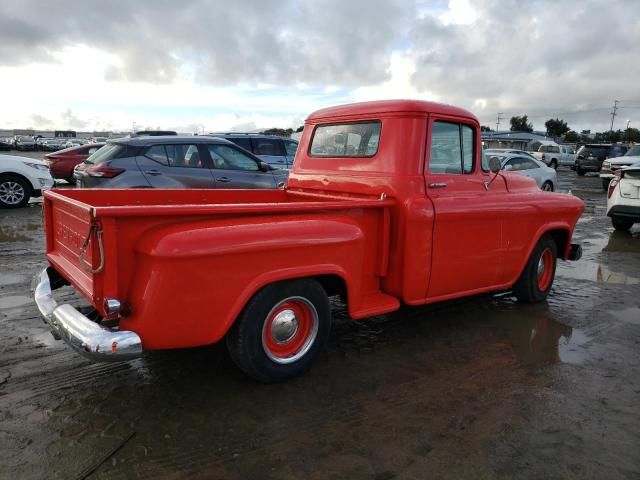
[74,136,288,190]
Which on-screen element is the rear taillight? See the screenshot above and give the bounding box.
[607,173,622,198]
[85,163,125,178]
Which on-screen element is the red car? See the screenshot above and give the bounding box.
[43,143,104,183]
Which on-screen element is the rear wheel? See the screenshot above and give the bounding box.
[576,167,586,176]
[550,159,558,169]
[512,235,557,303]
[0,175,30,208]
[226,278,331,382]
[612,217,633,232]
[541,181,554,192]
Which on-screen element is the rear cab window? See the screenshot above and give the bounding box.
[310,121,381,157]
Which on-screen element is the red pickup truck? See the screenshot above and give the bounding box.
[33,100,585,382]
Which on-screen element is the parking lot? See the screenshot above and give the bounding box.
[1,163,639,479]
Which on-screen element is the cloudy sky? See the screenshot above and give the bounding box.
[1,0,638,133]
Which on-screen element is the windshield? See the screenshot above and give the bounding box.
[625,145,640,156]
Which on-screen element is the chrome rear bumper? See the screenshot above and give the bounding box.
[32,268,142,362]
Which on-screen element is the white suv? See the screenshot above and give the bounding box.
[606,161,640,232]
[600,145,640,190]
[0,154,54,208]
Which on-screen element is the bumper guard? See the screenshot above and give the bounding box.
[32,268,142,362]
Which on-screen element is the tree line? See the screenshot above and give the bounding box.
[481,115,640,143]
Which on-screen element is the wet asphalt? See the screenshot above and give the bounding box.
[1,154,639,479]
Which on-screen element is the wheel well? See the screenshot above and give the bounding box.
[0,172,34,194]
[313,274,348,302]
[546,229,568,258]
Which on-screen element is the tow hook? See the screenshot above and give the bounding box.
[568,243,582,261]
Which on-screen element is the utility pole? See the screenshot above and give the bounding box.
[609,100,619,134]
[496,112,504,131]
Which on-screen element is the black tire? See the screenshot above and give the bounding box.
[541,181,554,192]
[226,278,331,382]
[612,217,633,232]
[0,175,31,208]
[512,235,557,303]
[602,178,610,191]
[550,159,558,169]
[576,167,585,176]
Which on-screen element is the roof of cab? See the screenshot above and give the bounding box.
[306,99,478,123]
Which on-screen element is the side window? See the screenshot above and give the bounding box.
[145,145,169,165]
[163,144,204,168]
[429,121,475,174]
[208,145,259,171]
[310,121,381,157]
[87,147,100,155]
[284,140,298,156]
[252,138,283,156]
[228,137,252,152]
[519,158,539,170]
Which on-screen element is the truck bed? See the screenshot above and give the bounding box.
[43,188,396,349]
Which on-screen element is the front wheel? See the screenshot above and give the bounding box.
[541,181,554,192]
[512,235,557,303]
[576,167,586,176]
[550,159,558,169]
[0,175,31,208]
[226,278,331,382]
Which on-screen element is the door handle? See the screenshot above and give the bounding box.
[428,182,448,188]
[144,170,162,176]
[216,177,232,182]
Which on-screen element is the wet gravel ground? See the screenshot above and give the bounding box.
[1,156,639,479]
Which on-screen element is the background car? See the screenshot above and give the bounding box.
[41,138,66,151]
[532,143,575,169]
[14,137,36,151]
[43,143,104,183]
[211,133,298,169]
[573,144,628,176]
[488,153,558,191]
[606,161,640,232]
[0,140,12,151]
[74,135,288,190]
[600,144,640,190]
[0,154,54,208]
[484,148,538,160]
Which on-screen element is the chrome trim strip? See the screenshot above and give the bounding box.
[32,268,142,362]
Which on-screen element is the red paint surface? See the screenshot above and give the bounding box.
[43,100,585,351]
[44,143,103,179]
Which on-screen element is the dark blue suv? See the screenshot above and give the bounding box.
[212,133,298,169]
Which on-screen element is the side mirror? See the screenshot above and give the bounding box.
[503,164,513,171]
[488,156,502,173]
[258,161,271,172]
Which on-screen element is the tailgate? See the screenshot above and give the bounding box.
[44,191,103,302]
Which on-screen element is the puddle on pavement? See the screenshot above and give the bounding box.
[0,273,26,287]
[0,295,32,309]
[493,313,588,365]
[602,231,640,253]
[610,307,640,325]
[0,224,40,242]
[557,261,640,285]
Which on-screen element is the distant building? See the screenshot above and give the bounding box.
[481,130,554,151]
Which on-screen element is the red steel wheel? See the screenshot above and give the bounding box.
[226,278,330,382]
[536,248,554,291]
[262,297,319,364]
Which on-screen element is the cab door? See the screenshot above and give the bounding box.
[425,118,509,299]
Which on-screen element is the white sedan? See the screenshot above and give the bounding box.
[487,153,558,191]
[607,161,640,232]
[0,154,54,208]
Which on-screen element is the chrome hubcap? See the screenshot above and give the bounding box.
[537,257,545,278]
[271,309,299,344]
[0,181,25,205]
